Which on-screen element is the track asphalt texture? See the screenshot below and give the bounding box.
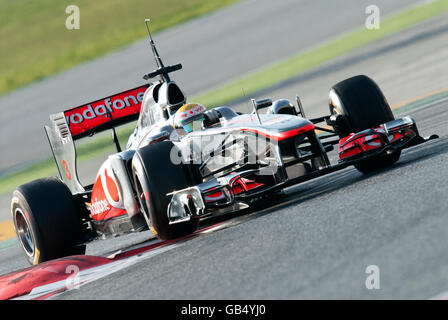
[1,97,445,299]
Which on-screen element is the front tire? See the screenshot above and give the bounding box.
[11,177,86,265]
[330,75,401,174]
[132,141,200,241]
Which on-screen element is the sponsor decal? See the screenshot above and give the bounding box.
[64,84,148,137]
[62,160,71,180]
[90,160,125,220]
[90,197,110,217]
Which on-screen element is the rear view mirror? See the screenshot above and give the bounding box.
[254,98,272,110]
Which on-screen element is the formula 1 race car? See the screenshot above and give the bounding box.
[11,20,438,265]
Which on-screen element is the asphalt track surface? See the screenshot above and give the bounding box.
[0,0,418,174]
[58,99,447,300]
[1,2,448,299]
[8,98,445,300]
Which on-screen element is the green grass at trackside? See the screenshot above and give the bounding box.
[192,0,448,107]
[1,0,448,196]
[0,0,239,97]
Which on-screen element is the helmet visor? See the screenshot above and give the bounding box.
[181,115,204,133]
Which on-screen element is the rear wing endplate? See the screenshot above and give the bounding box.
[44,84,149,193]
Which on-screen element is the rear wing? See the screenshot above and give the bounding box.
[44,84,149,194]
[63,84,149,140]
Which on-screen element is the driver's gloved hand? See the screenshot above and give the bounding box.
[203,109,221,128]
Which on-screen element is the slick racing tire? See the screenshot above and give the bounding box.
[132,141,201,241]
[11,177,86,265]
[330,75,401,174]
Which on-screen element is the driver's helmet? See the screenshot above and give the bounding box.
[173,103,206,133]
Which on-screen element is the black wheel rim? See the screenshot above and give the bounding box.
[14,208,35,257]
[134,174,150,219]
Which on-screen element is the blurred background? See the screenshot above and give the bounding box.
[1,0,448,299]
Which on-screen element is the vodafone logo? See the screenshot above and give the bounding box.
[63,84,149,137]
[90,160,125,220]
[65,93,145,125]
[90,198,110,216]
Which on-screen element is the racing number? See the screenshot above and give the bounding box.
[62,160,71,180]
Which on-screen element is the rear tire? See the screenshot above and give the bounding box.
[132,141,200,241]
[330,75,401,174]
[11,177,86,265]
